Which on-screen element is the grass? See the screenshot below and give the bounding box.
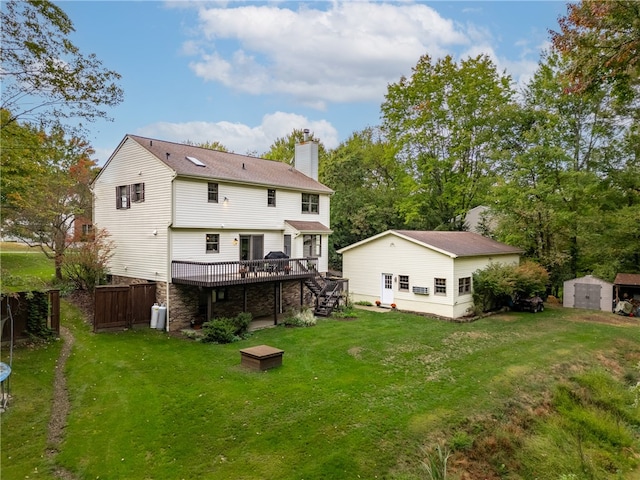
[1,242,56,292]
[2,301,639,479]
[1,248,639,478]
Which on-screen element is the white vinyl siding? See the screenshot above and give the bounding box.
[171,230,291,263]
[173,180,329,231]
[93,139,174,282]
[341,233,521,319]
[95,137,333,280]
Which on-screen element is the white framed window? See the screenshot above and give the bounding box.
[303,234,321,257]
[208,183,219,203]
[458,277,471,295]
[434,278,447,295]
[206,233,220,253]
[399,275,409,291]
[302,193,319,214]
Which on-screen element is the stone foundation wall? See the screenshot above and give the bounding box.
[168,280,315,330]
[168,284,201,330]
[106,275,317,331]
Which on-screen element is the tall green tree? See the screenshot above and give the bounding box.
[550,0,640,105]
[493,52,634,287]
[0,0,123,131]
[0,109,48,215]
[2,122,98,279]
[381,54,515,229]
[320,127,405,267]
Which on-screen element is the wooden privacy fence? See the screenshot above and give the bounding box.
[1,290,60,342]
[94,283,157,333]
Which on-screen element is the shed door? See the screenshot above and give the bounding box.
[381,274,394,305]
[574,283,601,310]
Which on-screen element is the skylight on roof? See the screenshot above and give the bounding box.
[185,156,206,167]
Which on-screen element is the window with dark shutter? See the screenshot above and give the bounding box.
[116,185,130,209]
[131,183,145,202]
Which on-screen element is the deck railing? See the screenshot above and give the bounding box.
[171,257,319,287]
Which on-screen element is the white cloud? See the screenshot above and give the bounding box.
[136,112,339,155]
[186,1,471,107]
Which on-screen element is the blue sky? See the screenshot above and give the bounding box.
[58,1,570,165]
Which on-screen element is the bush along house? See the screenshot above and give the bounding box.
[91,131,341,331]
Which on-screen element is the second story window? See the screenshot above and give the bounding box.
[208,183,219,203]
[302,193,319,214]
[268,189,276,207]
[206,233,220,253]
[116,185,130,209]
[132,183,145,203]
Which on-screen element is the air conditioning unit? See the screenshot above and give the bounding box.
[412,286,429,295]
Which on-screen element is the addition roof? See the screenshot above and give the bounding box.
[118,135,333,194]
[337,230,523,258]
[285,220,333,234]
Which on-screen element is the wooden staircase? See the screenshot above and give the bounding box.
[304,274,343,317]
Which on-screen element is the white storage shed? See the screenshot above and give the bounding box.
[563,275,614,312]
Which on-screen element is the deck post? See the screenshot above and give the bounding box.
[300,280,304,306]
[273,282,278,325]
[243,286,247,312]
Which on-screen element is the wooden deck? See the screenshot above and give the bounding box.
[171,258,318,287]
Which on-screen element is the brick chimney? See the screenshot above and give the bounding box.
[294,129,318,181]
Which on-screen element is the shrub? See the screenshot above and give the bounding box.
[201,319,237,344]
[473,261,549,313]
[283,307,317,327]
[61,228,114,292]
[201,312,253,344]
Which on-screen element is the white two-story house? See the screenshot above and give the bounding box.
[92,133,334,330]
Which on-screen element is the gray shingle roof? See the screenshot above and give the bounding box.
[128,134,333,194]
[392,230,523,257]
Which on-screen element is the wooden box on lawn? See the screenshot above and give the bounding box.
[240,345,284,371]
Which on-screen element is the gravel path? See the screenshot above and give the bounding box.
[46,325,77,480]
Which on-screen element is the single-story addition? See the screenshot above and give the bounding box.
[562,275,614,312]
[337,230,523,319]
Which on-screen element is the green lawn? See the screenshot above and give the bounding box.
[0,243,56,292]
[2,300,639,479]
